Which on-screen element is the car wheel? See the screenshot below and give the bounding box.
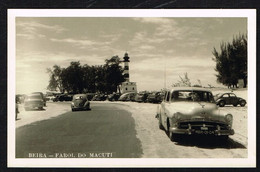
[72,108,75,112]
[233,103,238,107]
[240,100,246,107]
[219,100,225,107]
[158,114,164,130]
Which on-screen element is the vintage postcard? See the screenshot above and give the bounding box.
[8,9,256,167]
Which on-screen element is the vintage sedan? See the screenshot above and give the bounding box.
[215,92,246,107]
[71,94,91,111]
[24,94,45,111]
[156,87,234,142]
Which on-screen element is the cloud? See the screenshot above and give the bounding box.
[133,17,176,25]
[16,20,68,40]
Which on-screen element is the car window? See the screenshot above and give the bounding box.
[223,94,229,98]
[27,95,42,99]
[165,91,170,102]
[229,93,236,97]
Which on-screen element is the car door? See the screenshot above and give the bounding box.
[229,93,238,105]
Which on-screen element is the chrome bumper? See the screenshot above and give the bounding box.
[169,127,235,136]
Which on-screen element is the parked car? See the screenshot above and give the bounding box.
[53,94,73,102]
[156,87,234,142]
[118,92,137,101]
[214,92,246,107]
[92,94,107,101]
[24,94,45,111]
[147,91,163,103]
[86,93,96,101]
[107,93,121,101]
[45,95,56,101]
[135,92,149,102]
[31,92,46,106]
[71,94,90,111]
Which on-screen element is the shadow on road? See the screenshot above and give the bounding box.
[173,135,246,149]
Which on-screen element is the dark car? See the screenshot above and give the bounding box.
[135,92,149,102]
[71,94,90,111]
[92,94,107,101]
[147,92,163,103]
[107,93,121,101]
[53,94,73,102]
[215,92,246,107]
[118,92,137,101]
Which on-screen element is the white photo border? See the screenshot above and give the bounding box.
[8,9,256,167]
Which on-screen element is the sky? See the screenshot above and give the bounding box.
[15,17,247,94]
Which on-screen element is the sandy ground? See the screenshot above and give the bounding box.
[16,88,248,158]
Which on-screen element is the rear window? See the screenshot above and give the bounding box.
[27,95,42,99]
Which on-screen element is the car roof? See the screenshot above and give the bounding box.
[169,87,212,92]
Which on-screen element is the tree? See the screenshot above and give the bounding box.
[46,65,64,92]
[172,72,191,87]
[60,61,84,93]
[212,34,247,88]
[103,56,125,94]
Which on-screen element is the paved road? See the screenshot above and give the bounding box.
[16,102,142,158]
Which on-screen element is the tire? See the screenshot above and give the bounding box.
[72,108,75,112]
[240,100,246,107]
[158,114,164,130]
[233,103,238,107]
[219,100,225,107]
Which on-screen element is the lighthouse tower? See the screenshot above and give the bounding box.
[123,52,130,82]
[120,52,137,94]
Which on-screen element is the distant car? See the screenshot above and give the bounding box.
[92,94,107,101]
[118,92,137,101]
[135,92,149,102]
[107,93,121,101]
[24,94,44,111]
[31,92,46,106]
[156,87,234,142]
[215,93,246,107]
[71,94,90,111]
[45,95,56,101]
[53,94,73,102]
[147,92,163,103]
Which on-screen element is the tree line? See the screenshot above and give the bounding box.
[46,56,125,94]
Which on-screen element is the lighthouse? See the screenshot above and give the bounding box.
[123,52,130,82]
[120,52,137,94]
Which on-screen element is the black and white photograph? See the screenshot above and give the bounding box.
[8,9,256,167]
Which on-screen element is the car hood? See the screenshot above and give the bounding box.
[165,102,229,123]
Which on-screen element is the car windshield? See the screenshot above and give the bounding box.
[171,90,215,103]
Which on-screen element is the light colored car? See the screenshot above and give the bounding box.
[24,94,44,111]
[156,87,234,142]
[71,94,90,111]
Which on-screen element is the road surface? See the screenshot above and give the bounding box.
[16,101,248,158]
[16,102,142,158]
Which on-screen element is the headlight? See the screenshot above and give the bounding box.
[71,102,74,106]
[173,112,181,119]
[225,114,233,124]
